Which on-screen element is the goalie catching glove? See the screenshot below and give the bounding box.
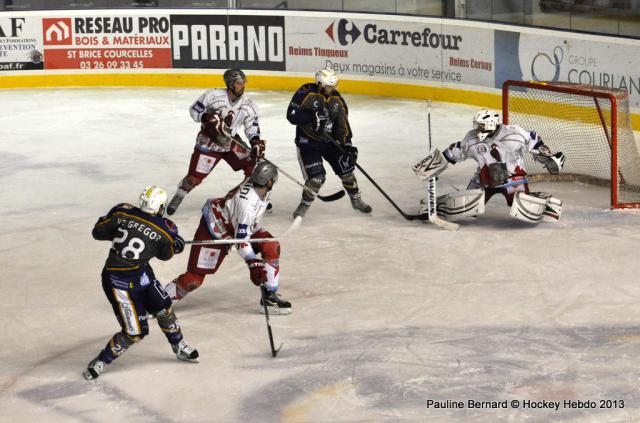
[532,145,565,175]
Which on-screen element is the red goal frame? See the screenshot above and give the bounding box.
[502,80,640,209]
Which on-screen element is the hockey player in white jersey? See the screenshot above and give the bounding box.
[167,69,267,215]
[165,161,291,314]
[414,109,566,223]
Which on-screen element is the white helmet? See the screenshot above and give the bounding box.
[139,186,168,216]
[473,109,501,135]
[315,68,338,88]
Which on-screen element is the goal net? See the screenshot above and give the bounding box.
[502,80,640,208]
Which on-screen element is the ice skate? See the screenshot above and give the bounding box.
[83,357,105,380]
[293,201,311,219]
[172,340,199,362]
[260,288,292,315]
[350,195,372,213]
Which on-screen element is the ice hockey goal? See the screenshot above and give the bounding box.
[502,80,640,209]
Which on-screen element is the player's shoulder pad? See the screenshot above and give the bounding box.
[298,83,318,94]
[162,217,179,236]
[108,202,134,215]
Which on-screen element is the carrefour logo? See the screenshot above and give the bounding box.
[325,19,462,50]
[325,19,361,46]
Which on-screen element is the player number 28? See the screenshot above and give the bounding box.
[113,228,146,260]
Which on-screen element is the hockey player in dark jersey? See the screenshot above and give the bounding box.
[286,68,371,218]
[83,186,199,380]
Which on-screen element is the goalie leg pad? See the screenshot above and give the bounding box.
[435,189,485,220]
[509,192,547,223]
[529,191,563,220]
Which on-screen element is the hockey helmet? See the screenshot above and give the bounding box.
[252,161,278,188]
[315,68,338,88]
[223,68,246,96]
[473,109,501,134]
[139,186,168,216]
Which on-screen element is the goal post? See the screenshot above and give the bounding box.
[502,80,640,209]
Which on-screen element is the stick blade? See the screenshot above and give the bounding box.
[317,189,346,202]
[430,216,460,231]
[272,343,283,357]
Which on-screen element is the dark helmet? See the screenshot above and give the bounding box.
[223,68,246,96]
[252,161,278,188]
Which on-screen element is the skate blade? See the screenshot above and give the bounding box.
[259,305,291,315]
[176,354,199,363]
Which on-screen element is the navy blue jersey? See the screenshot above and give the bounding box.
[92,203,179,272]
[286,83,352,145]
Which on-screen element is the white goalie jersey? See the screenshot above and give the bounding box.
[443,124,540,191]
[190,88,261,153]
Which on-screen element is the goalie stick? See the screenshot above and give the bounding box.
[425,100,459,231]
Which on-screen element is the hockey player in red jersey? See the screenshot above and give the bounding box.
[167,68,267,215]
[165,162,291,314]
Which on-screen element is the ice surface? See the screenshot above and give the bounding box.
[1,88,640,422]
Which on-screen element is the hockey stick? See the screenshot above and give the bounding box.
[233,138,345,202]
[276,165,345,202]
[185,216,302,246]
[261,285,283,357]
[327,138,428,221]
[426,100,460,231]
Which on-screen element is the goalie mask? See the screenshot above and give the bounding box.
[139,186,168,216]
[473,109,501,141]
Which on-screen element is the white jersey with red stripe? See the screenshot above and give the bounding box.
[190,88,260,153]
[202,179,270,260]
[443,124,540,189]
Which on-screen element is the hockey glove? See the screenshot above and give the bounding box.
[173,234,185,254]
[250,137,266,161]
[313,111,329,133]
[200,112,210,123]
[343,144,358,164]
[246,258,267,286]
[545,152,565,175]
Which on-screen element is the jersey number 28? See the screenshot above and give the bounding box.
[113,228,146,260]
